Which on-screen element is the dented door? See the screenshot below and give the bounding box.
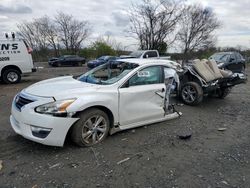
[118,66,165,127]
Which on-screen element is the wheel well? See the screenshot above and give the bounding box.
[92,106,114,127]
[73,105,114,127]
[180,71,202,86]
[1,65,22,76]
[65,105,115,145]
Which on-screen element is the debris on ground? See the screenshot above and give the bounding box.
[90,147,100,166]
[49,163,60,169]
[221,180,229,185]
[117,157,130,165]
[117,152,143,165]
[177,130,192,140]
[0,160,3,171]
[176,103,184,106]
[218,128,227,131]
[69,163,79,168]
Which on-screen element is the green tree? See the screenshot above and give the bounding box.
[90,41,116,58]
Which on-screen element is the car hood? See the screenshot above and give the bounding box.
[24,76,99,98]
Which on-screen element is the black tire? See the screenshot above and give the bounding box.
[181,82,203,105]
[217,87,231,99]
[57,62,61,67]
[2,69,21,84]
[77,62,82,67]
[71,108,110,147]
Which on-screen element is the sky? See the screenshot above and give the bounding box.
[0,0,250,51]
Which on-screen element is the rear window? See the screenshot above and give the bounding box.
[143,51,158,58]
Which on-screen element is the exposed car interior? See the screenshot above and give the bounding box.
[78,61,138,84]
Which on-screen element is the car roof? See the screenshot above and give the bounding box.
[214,52,235,55]
[116,58,176,66]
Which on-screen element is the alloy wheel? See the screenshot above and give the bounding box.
[81,115,108,145]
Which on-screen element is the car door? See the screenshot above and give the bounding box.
[118,65,166,127]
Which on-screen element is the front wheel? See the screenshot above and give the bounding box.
[2,69,21,84]
[71,108,110,147]
[181,82,203,105]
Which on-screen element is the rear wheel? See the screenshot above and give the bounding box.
[2,69,21,84]
[71,108,110,147]
[181,82,203,105]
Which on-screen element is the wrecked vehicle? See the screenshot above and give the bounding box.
[10,59,182,147]
[178,59,247,105]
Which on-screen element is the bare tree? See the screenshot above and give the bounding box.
[128,0,183,53]
[177,4,221,60]
[17,22,36,49]
[17,16,58,57]
[36,16,59,56]
[55,12,91,53]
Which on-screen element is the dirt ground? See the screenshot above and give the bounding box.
[0,63,249,188]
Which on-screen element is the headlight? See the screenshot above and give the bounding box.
[35,99,76,116]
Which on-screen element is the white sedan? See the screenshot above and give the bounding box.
[10,59,182,147]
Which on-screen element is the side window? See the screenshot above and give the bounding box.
[230,54,236,62]
[143,51,158,58]
[236,53,242,60]
[128,66,162,86]
[148,51,158,57]
[143,52,150,58]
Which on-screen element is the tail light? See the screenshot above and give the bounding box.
[23,40,32,54]
[27,47,33,54]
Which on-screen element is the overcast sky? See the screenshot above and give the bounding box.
[0,0,250,51]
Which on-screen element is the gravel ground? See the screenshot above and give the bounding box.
[0,62,249,188]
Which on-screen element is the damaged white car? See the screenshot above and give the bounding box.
[10,59,182,147]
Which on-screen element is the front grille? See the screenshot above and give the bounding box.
[15,95,34,111]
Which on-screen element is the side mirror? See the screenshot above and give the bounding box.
[122,81,129,88]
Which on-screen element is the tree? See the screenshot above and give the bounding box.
[17,21,37,50]
[90,40,116,57]
[128,0,183,52]
[177,4,221,61]
[17,16,59,58]
[36,16,59,56]
[55,12,91,54]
